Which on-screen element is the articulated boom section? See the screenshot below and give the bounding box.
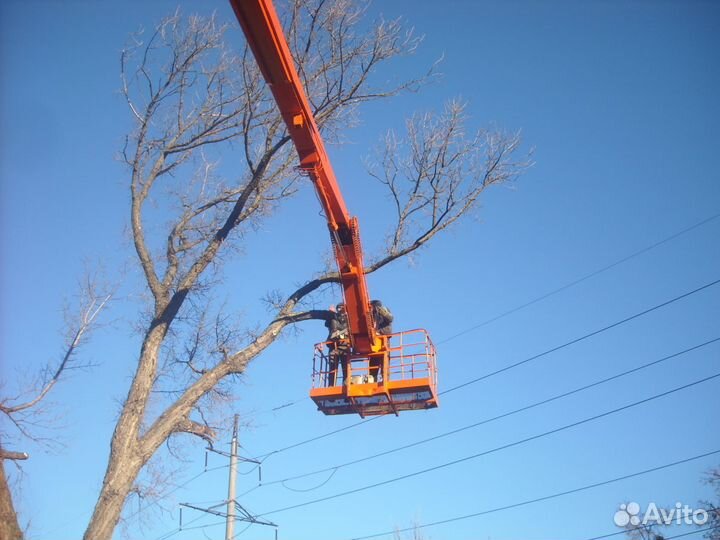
[230,0,377,353]
[230,0,439,416]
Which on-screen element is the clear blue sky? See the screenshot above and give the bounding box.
[1,1,719,539]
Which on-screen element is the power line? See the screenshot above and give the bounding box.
[437,211,720,345]
[583,525,713,540]
[143,270,720,532]
[440,277,720,395]
[589,526,716,540]
[146,224,720,537]
[145,321,720,539]
[257,372,720,517]
[669,528,716,540]
[349,450,720,540]
[150,512,720,540]
[153,510,211,540]
[162,339,712,536]
[231,522,254,539]
[255,416,380,459]
[263,337,719,488]
[156,517,224,539]
[127,461,233,526]
[281,468,339,492]
[152,475,719,540]
[254,278,720,458]
[258,210,720,413]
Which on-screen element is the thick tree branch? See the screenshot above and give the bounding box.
[174,418,216,445]
[0,450,28,462]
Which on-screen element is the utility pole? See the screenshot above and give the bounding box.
[225,414,239,540]
[179,415,277,538]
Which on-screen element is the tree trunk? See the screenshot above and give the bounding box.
[0,458,23,540]
[83,438,144,540]
[83,325,166,540]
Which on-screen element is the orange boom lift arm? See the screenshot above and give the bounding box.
[229,0,379,354]
[230,0,438,416]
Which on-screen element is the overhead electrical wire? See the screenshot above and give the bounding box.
[262,337,719,488]
[150,332,720,540]
[437,211,720,345]
[145,218,720,532]
[231,522,254,539]
[254,277,720,458]
[161,519,719,540]
[256,416,380,458]
[153,510,210,540]
[152,501,254,540]
[154,451,719,540]
[348,450,720,540]
[146,336,720,538]
[259,210,720,411]
[255,372,720,517]
[440,277,720,394]
[281,468,340,492]
[584,526,716,540]
[135,301,720,537]
[151,280,714,537]
[129,448,264,526]
[125,462,232,523]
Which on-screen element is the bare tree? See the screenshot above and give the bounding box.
[0,276,111,540]
[623,523,666,540]
[620,467,720,540]
[368,99,526,268]
[81,2,529,538]
[701,467,720,540]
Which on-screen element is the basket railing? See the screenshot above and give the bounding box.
[312,329,437,390]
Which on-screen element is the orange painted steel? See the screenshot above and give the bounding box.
[229,0,438,416]
[310,329,438,416]
[229,0,376,353]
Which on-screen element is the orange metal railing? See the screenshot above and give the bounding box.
[312,329,437,391]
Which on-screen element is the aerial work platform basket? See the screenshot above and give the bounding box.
[310,329,438,417]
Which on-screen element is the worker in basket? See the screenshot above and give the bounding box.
[325,303,349,386]
[369,300,394,383]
